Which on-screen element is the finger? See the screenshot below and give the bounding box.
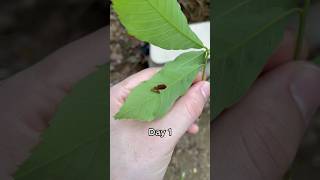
[187,123,199,134]
[110,68,161,108]
[212,61,320,180]
[192,72,203,84]
[157,81,210,141]
[264,29,309,72]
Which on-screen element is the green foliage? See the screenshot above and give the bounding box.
[113,0,204,50]
[212,0,302,119]
[14,66,107,180]
[113,0,209,121]
[115,51,206,121]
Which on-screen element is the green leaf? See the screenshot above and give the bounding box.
[115,51,206,121]
[113,0,204,50]
[212,0,299,119]
[313,56,320,65]
[15,66,107,180]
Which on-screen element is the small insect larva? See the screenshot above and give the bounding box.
[151,84,167,94]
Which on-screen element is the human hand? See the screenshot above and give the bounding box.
[212,30,320,179]
[0,27,108,180]
[110,69,210,180]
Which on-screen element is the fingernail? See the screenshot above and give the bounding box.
[290,63,320,122]
[200,81,210,99]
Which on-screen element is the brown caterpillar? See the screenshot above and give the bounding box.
[151,84,167,94]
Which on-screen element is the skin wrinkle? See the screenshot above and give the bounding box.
[240,134,265,180]
[248,93,302,178]
[263,114,295,167]
[214,128,261,180]
[253,126,283,173]
[250,105,292,169]
[252,64,308,134]
[249,115,289,178]
[256,130,281,171]
[251,66,305,165]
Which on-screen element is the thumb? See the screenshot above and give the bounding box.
[158,81,210,141]
[212,61,320,180]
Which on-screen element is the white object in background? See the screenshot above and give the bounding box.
[150,21,210,65]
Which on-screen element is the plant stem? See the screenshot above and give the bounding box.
[202,49,209,80]
[294,0,310,60]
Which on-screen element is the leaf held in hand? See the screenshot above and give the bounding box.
[212,0,299,119]
[115,51,206,121]
[113,0,204,50]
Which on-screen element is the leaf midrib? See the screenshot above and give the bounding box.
[156,65,201,117]
[145,0,204,48]
[216,0,252,19]
[155,53,204,118]
[166,54,204,87]
[118,65,201,120]
[218,7,302,58]
[119,52,204,120]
